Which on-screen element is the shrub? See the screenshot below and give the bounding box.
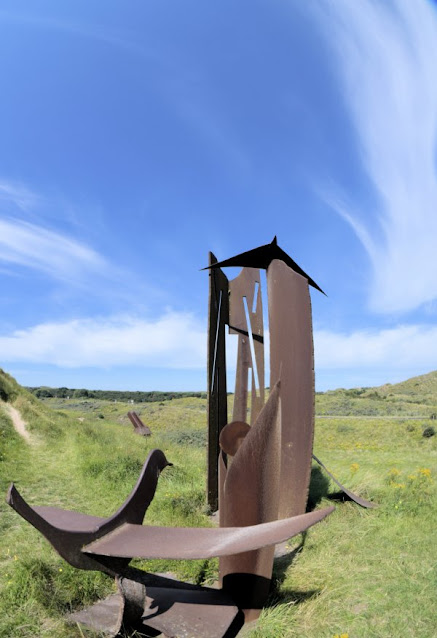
[422,426,435,438]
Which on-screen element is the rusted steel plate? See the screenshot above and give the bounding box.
[232,335,251,423]
[219,421,250,457]
[127,411,151,436]
[250,274,265,424]
[68,574,243,638]
[66,593,121,636]
[6,449,171,574]
[228,267,264,425]
[220,382,282,617]
[312,454,377,508]
[268,259,315,519]
[141,586,243,638]
[82,507,334,560]
[218,449,227,528]
[207,252,229,512]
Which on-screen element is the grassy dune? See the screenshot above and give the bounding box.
[0,369,436,637]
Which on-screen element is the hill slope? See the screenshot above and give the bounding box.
[377,369,437,404]
[316,370,437,417]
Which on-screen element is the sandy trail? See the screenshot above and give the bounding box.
[1,402,32,443]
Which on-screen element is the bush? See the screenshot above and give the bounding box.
[422,426,435,438]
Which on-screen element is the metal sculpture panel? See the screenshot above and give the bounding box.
[228,267,265,425]
[219,381,281,620]
[207,252,229,512]
[268,259,315,518]
[128,410,151,436]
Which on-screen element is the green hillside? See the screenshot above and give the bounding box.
[0,368,35,403]
[0,368,436,637]
[316,369,437,417]
[378,369,437,403]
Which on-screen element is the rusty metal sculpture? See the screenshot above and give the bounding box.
[7,444,333,635]
[203,237,376,623]
[7,237,375,636]
[206,237,375,518]
[128,410,152,436]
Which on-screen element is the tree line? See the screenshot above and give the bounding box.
[26,386,207,402]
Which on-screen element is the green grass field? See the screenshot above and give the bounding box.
[0,369,436,637]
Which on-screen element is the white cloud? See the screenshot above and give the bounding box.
[314,324,437,370]
[314,0,437,313]
[1,312,435,389]
[0,313,207,369]
[0,180,39,211]
[0,218,107,283]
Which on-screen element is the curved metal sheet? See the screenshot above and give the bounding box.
[268,259,315,519]
[6,449,171,573]
[219,421,250,457]
[312,454,377,508]
[82,506,334,560]
[219,381,282,616]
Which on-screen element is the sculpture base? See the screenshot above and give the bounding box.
[66,572,243,638]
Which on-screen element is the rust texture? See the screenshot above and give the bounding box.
[268,259,315,518]
[228,267,264,425]
[219,381,281,620]
[127,411,151,436]
[6,449,171,576]
[207,251,229,512]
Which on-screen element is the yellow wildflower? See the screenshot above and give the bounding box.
[419,468,431,478]
[350,463,359,474]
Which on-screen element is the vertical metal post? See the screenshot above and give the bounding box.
[207,252,229,512]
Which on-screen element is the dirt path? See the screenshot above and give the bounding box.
[1,402,32,443]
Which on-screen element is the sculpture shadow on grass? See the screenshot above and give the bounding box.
[306,467,331,512]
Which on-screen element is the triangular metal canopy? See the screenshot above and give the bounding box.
[203,236,325,295]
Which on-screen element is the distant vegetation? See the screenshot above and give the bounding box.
[315,370,437,418]
[25,386,207,402]
[0,368,436,636]
[26,370,437,419]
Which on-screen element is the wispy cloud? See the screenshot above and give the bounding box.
[0,218,107,283]
[0,314,206,369]
[0,11,147,58]
[314,0,437,313]
[0,180,40,211]
[314,324,437,371]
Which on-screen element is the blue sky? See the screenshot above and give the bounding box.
[1,0,437,392]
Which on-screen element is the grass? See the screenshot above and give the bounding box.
[0,369,436,637]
